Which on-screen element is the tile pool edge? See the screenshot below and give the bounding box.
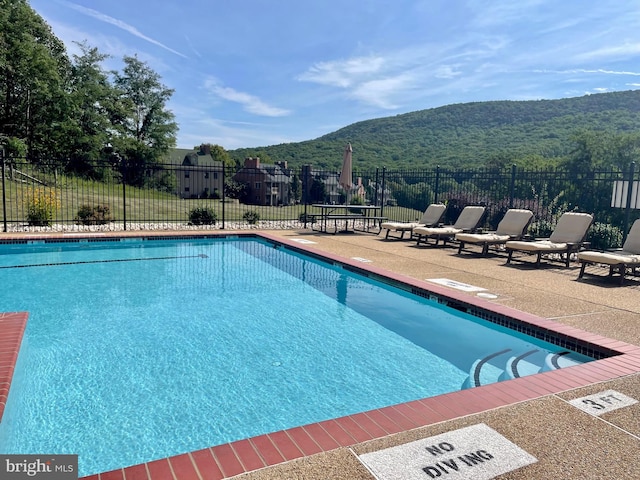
[0,312,28,423]
[1,232,639,480]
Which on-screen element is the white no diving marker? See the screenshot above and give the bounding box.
[358,423,537,480]
[291,238,317,244]
[427,278,487,292]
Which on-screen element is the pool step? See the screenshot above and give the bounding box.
[498,350,539,381]
[462,349,577,389]
[461,349,511,389]
[540,351,584,371]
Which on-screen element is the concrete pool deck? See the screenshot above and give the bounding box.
[2,228,640,479]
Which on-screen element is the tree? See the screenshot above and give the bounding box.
[110,55,178,186]
[199,143,235,169]
[290,174,302,204]
[224,178,247,199]
[62,42,116,178]
[0,0,69,159]
[309,176,327,203]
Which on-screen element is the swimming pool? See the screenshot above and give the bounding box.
[0,236,597,476]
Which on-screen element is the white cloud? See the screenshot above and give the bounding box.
[204,78,290,117]
[434,65,462,79]
[350,74,417,109]
[297,56,386,88]
[576,43,640,62]
[62,1,188,58]
[534,68,640,76]
[467,0,549,28]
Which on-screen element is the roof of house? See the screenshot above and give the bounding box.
[165,148,223,167]
[235,163,292,183]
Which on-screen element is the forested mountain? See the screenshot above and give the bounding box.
[229,90,640,170]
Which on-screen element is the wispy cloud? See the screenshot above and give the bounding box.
[534,68,640,76]
[184,35,202,58]
[295,34,515,110]
[434,65,462,79]
[204,78,290,117]
[62,1,187,58]
[350,74,416,109]
[576,43,640,62]
[297,56,386,88]
[297,54,423,109]
[467,0,549,28]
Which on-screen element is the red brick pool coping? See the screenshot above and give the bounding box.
[1,231,639,480]
[0,312,27,422]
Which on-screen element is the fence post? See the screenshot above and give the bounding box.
[510,164,516,208]
[1,150,6,232]
[120,155,127,231]
[301,166,308,228]
[623,161,636,244]
[221,164,226,229]
[380,167,386,217]
[434,165,440,204]
[373,168,379,206]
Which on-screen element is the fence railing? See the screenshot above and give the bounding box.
[1,157,638,248]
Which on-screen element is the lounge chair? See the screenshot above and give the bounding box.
[456,209,534,256]
[577,219,640,284]
[505,212,594,267]
[413,205,486,247]
[380,203,446,240]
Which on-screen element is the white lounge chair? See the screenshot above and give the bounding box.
[456,209,534,256]
[505,212,594,267]
[577,219,640,284]
[380,203,446,240]
[414,205,486,247]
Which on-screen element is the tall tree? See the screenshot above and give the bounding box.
[110,55,178,186]
[0,0,69,159]
[199,143,235,169]
[62,42,116,177]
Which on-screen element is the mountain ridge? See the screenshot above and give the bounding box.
[229,90,640,169]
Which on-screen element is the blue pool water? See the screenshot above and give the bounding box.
[0,237,593,476]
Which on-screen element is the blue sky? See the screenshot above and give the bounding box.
[30,0,640,150]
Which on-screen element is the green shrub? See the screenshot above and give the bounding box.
[25,188,60,226]
[529,219,554,239]
[348,195,364,214]
[587,222,623,250]
[188,206,218,225]
[242,210,260,224]
[75,205,113,225]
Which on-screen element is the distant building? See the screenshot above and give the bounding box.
[233,157,293,205]
[169,146,224,199]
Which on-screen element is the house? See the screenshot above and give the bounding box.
[313,172,367,204]
[233,157,293,206]
[316,172,342,204]
[169,146,225,199]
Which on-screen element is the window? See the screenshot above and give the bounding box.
[213,172,218,179]
[184,187,190,192]
[184,171,190,178]
[255,182,261,190]
[204,172,209,179]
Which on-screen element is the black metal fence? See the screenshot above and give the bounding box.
[1,157,638,248]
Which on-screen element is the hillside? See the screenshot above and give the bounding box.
[228,90,640,170]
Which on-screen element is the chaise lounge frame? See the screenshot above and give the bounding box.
[505,212,594,268]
